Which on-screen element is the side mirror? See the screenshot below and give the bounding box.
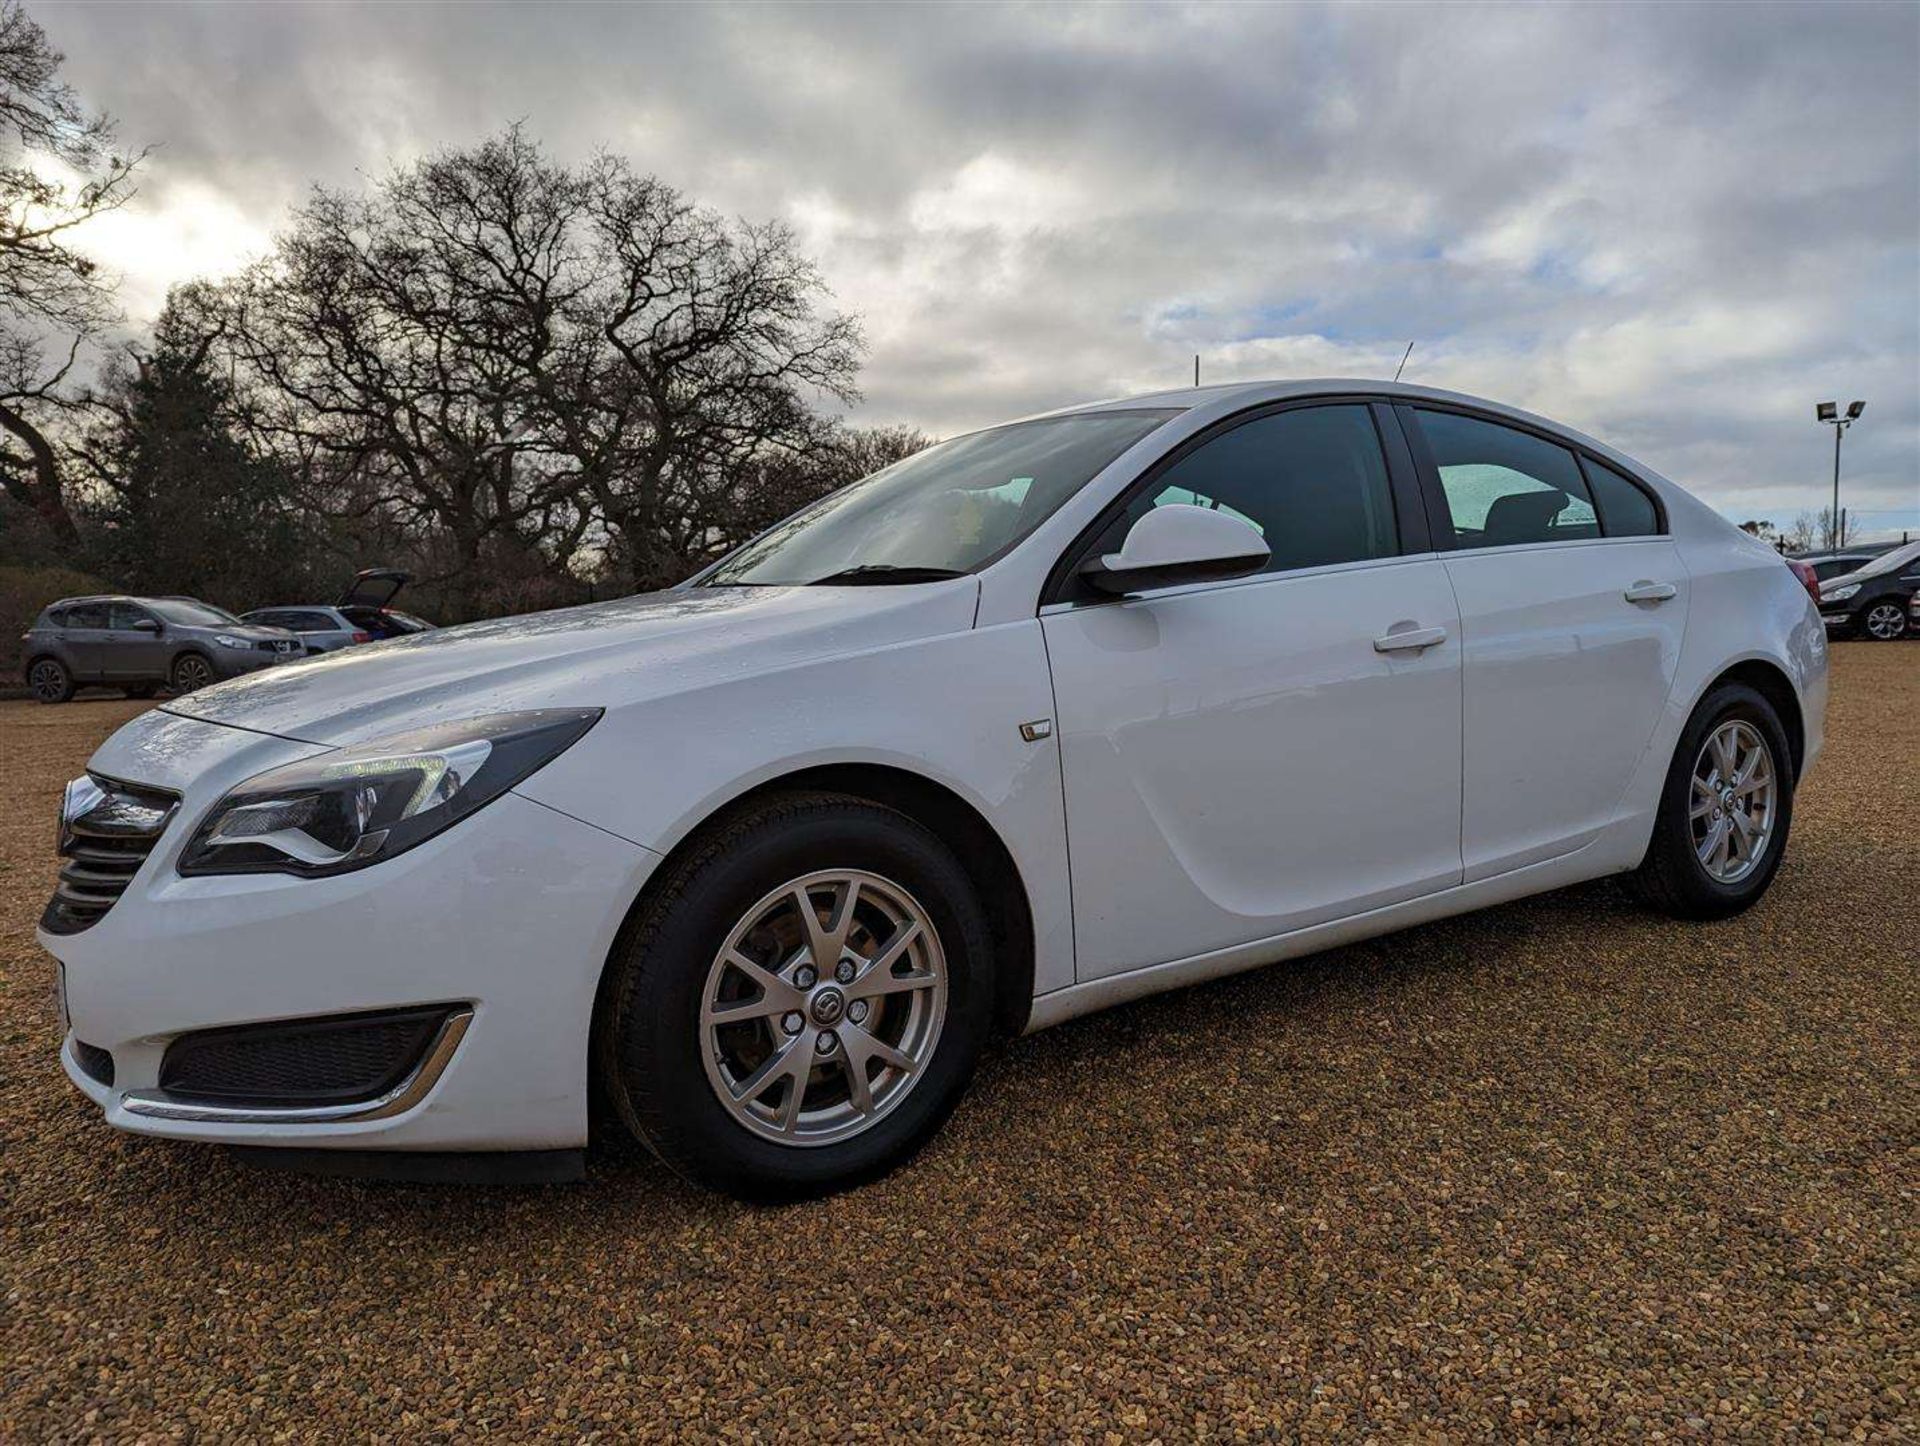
[131,618,161,633]
[1078,503,1271,596]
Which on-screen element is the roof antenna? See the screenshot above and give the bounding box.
[1193,353,1200,387]
[1392,340,1414,383]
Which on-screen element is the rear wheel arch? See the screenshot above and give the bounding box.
[1705,659,1804,780]
[595,763,1036,1048]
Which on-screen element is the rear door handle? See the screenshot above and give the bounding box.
[1624,581,1678,603]
[1373,625,1448,653]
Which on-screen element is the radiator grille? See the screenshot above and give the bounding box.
[41,775,178,935]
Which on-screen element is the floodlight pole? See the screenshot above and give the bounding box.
[1816,401,1865,550]
[1830,423,1843,549]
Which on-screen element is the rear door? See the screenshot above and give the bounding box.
[58,601,113,681]
[1401,406,1689,881]
[1042,400,1464,979]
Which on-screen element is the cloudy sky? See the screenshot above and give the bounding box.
[41,0,1920,537]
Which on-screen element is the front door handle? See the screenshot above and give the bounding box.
[1624,580,1678,603]
[1373,625,1448,653]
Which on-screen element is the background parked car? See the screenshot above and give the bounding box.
[22,595,304,703]
[1796,550,1882,583]
[241,569,436,653]
[1816,540,1920,641]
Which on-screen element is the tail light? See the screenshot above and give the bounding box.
[351,631,373,643]
[1786,558,1821,606]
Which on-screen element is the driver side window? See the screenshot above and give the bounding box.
[1096,404,1400,577]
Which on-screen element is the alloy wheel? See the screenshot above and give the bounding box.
[173,656,213,693]
[29,660,66,702]
[1863,602,1906,640]
[1689,720,1777,884]
[699,869,947,1147]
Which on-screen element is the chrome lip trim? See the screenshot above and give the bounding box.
[120,1008,473,1125]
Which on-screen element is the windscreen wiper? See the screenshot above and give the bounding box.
[805,565,969,585]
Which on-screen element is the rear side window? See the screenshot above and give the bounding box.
[1582,458,1661,537]
[63,602,110,628]
[1098,404,1399,577]
[1413,410,1599,548]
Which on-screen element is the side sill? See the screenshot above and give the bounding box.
[1024,843,1622,1034]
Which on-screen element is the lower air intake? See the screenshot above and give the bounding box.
[158,1006,456,1108]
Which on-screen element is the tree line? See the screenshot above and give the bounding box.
[0,2,922,628]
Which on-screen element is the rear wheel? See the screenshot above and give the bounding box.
[1861,600,1907,641]
[596,792,994,1201]
[1631,682,1794,919]
[28,658,73,704]
[170,653,214,693]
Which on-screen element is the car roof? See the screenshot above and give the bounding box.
[1033,377,1632,457]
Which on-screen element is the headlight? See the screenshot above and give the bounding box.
[177,709,600,878]
[213,634,251,650]
[1823,584,1860,602]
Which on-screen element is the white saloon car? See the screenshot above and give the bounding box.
[44,382,1828,1198]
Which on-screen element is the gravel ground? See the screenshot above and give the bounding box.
[3,646,1915,1441]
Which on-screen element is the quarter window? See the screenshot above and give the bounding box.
[1582,457,1661,538]
[1413,410,1599,548]
[1097,404,1399,578]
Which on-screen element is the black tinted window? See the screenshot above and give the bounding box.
[1583,458,1660,537]
[1414,410,1599,548]
[108,603,154,630]
[1101,405,1398,576]
[63,602,109,628]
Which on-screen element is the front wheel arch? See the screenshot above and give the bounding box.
[592,764,1036,1072]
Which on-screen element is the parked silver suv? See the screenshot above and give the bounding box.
[23,595,304,704]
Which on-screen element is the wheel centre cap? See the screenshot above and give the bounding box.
[810,986,846,1026]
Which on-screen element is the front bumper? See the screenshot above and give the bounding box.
[43,713,658,1154]
[210,644,303,678]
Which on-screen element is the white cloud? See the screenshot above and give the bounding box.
[34,0,1920,537]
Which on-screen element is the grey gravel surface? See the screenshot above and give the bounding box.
[2,645,1915,1440]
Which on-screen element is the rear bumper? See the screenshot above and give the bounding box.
[45,790,658,1153]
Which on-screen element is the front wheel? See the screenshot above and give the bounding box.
[28,658,73,704]
[1631,682,1794,920]
[1860,600,1907,641]
[595,792,994,1201]
[170,653,215,693]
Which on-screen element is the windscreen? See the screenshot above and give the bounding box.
[705,410,1180,586]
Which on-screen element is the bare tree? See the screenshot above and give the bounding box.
[570,157,862,588]
[218,130,867,605]
[217,130,588,616]
[0,0,139,549]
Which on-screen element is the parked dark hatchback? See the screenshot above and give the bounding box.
[22,596,304,703]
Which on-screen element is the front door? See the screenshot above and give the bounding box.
[1401,406,1690,880]
[1041,401,1465,980]
[105,602,169,681]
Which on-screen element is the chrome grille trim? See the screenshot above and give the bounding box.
[41,774,179,935]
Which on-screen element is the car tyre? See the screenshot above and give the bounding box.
[1860,600,1907,641]
[170,653,215,694]
[595,791,994,1201]
[27,657,74,704]
[1631,682,1794,920]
